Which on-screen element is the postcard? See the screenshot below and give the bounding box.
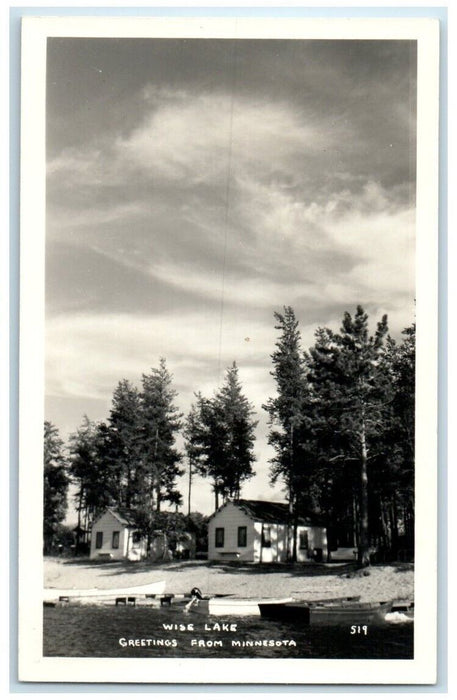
[18,14,439,685]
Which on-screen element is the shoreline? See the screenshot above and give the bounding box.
[44,557,414,603]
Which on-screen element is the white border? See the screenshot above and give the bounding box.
[19,15,439,685]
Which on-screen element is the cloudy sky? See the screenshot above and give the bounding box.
[45,37,417,516]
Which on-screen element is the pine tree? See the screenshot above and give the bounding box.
[306,326,358,556]
[68,416,95,538]
[374,322,415,555]
[263,307,311,560]
[43,421,69,553]
[215,362,257,501]
[183,402,202,515]
[309,306,390,565]
[190,392,227,510]
[385,323,415,486]
[68,416,114,536]
[139,359,184,521]
[107,379,143,510]
[187,364,257,510]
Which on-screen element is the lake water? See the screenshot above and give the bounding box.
[43,605,413,658]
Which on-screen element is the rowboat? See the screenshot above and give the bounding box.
[44,579,166,602]
[187,596,294,616]
[308,600,393,624]
[258,596,360,622]
[259,598,392,625]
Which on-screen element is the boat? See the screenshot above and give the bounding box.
[43,579,166,602]
[258,596,361,622]
[259,598,392,625]
[308,600,393,624]
[187,595,294,616]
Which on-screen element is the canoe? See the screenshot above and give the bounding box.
[259,599,392,625]
[44,579,166,601]
[188,596,293,616]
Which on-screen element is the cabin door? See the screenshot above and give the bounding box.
[261,523,273,563]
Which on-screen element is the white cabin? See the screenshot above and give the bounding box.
[207,500,327,563]
[89,509,147,561]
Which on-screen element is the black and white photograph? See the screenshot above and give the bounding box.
[18,15,439,685]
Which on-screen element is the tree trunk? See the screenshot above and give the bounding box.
[352,494,358,548]
[391,496,399,559]
[292,513,298,563]
[380,497,389,550]
[126,464,131,509]
[288,482,298,563]
[76,492,82,549]
[187,457,192,516]
[357,421,370,566]
[405,501,414,543]
[289,424,298,563]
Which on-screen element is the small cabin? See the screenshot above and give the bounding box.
[207,499,327,563]
[89,509,147,561]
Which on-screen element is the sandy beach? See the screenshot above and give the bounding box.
[44,557,414,603]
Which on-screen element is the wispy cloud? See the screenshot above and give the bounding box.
[117,89,328,184]
[47,87,414,314]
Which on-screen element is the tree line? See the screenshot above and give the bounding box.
[43,359,255,552]
[44,306,415,564]
[264,305,414,565]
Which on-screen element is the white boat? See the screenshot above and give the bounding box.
[188,596,294,616]
[44,579,166,601]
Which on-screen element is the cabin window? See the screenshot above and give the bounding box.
[215,528,224,548]
[238,526,247,547]
[299,531,309,550]
[132,531,141,544]
[112,531,120,549]
[261,525,271,548]
[95,531,103,549]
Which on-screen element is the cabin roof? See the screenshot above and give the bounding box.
[212,499,321,526]
[94,508,137,527]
